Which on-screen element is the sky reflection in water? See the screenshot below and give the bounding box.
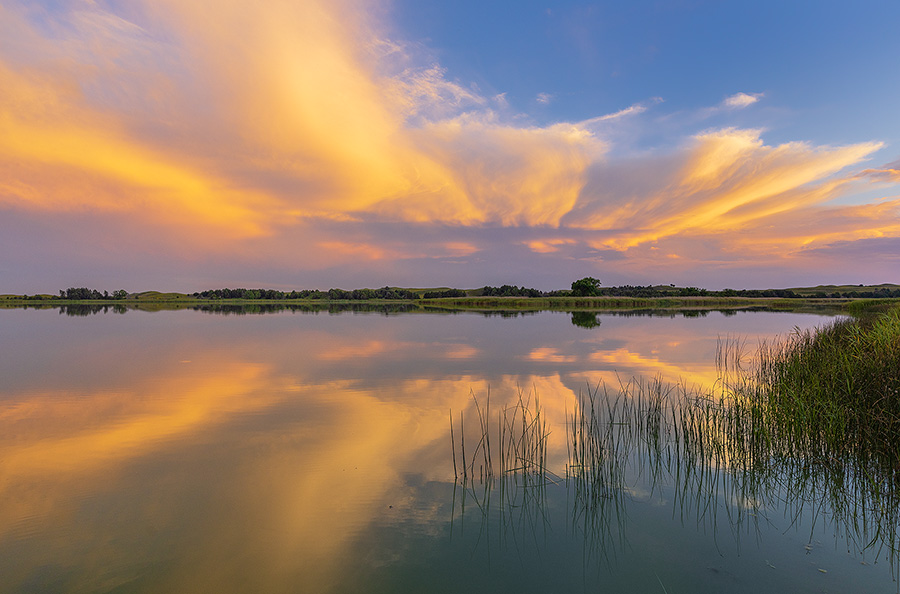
[0,307,893,592]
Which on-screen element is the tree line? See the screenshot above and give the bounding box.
[58,287,128,300]
[576,285,803,298]
[36,281,900,302]
[478,285,543,297]
[192,287,419,300]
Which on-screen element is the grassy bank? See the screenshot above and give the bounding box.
[741,303,900,465]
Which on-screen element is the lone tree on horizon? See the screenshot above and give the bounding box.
[571,276,602,297]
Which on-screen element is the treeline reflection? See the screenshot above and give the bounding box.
[11,303,800,320]
[59,304,128,316]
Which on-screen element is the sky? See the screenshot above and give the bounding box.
[1,0,899,293]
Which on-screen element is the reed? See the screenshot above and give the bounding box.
[450,305,900,574]
[452,386,555,485]
[745,307,900,467]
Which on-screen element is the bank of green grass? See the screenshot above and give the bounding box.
[742,303,900,465]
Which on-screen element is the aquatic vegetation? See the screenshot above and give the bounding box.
[451,306,900,577]
[746,307,900,467]
[451,387,552,485]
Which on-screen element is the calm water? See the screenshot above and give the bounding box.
[0,307,895,593]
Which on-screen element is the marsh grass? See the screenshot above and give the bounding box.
[451,305,900,576]
[720,307,900,573]
[450,386,560,553]
[745,308,900,469]
[451,387,555,485]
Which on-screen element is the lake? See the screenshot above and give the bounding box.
[0,306,896,593]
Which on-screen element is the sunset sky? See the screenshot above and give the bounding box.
[2,0,898,293]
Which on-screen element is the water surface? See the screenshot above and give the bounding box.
[1,307,894,592]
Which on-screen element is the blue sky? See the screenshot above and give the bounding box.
[0,0,898,292]
[393,0,900,147]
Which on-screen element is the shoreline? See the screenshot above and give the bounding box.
[2,294,894,315]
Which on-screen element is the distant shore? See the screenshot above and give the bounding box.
[2,293,898,316]
[3,283,899,315]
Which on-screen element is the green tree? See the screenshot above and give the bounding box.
[571,277,602,297]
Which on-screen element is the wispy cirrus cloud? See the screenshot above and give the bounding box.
[389,64,485,122]
[857,167,900,183]
[524,238,577,254]
[566,128,882,245]
[582,97,664,126]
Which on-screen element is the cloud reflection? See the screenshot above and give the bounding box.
[0,308,832,591]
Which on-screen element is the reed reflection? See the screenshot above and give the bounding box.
[449,368,900,583]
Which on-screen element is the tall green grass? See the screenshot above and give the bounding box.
[745,307,900,467]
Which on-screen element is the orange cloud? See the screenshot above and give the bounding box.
[525,238,577,253]
[0,62,274,239]
[570,129,884,249]
[0,0,608,241]
[317,241,391,261]
[399,117,602,225]
[138,0,604,229]
[726,197,900,254]
[858,167,900,183]
[441,242,480,257]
